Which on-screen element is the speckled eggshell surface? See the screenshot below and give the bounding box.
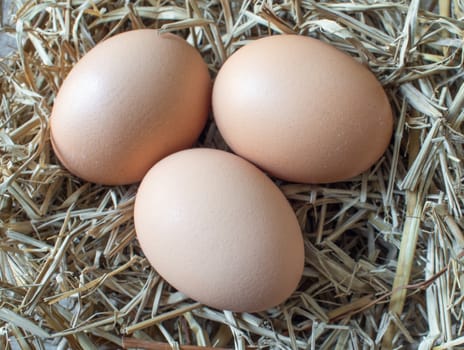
[50,29,211,185]
[212,34,393,184]
[134,148,305,312]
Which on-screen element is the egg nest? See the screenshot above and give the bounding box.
[1,1,464,349]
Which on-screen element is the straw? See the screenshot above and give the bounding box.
[1,0,464,349]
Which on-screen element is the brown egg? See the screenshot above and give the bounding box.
[212,35,393,184]
[50,29,211,185]
[134,148,304,312]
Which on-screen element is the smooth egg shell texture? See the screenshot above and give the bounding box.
[50,29,211,185]
[212,34,393,184]
[134,149,304,312]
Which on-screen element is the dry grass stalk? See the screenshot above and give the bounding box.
[1,0,464,349]
[122,337,248,350]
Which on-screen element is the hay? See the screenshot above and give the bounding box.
[1,0,463,349]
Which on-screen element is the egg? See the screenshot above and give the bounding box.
[134,148,304,312]
[212,35,393,184]
[50,29,211,185]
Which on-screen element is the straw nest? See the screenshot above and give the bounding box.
[1,0,464,349]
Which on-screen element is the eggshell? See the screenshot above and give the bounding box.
[50,29,211,185]
[134,148,304,312]
[212,34,393,184]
